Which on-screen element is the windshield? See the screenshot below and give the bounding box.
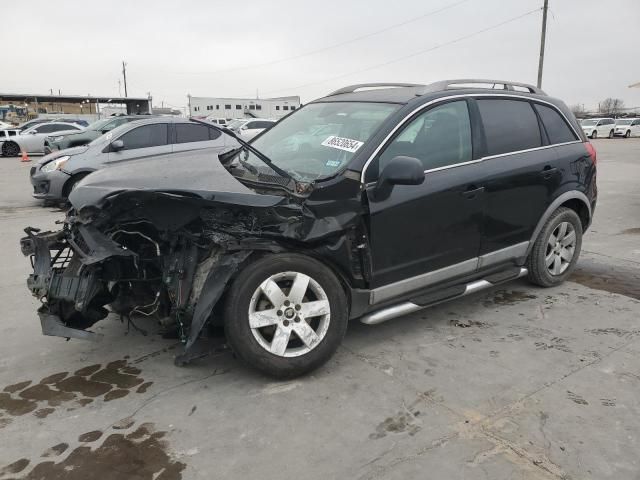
[243,102,398,182]
[616,119,632,125]
[87,119,112,131]
[581,119,598,126]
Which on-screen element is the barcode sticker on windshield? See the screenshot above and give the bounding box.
[321,136,364,153]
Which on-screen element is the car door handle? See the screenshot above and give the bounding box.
[461,185,484,199]
[540,166,559,179]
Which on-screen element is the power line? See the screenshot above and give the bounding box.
[179,0,469,75]
[251,7,542,98]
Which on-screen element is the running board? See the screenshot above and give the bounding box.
[360,267,528,325]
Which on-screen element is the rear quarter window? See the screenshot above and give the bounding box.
[534,104,578,145]
[477,99,542,156]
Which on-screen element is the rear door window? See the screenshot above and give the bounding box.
[534,104,578,144]
[35,124,71,134]
[477,99,542,156]
[175,123,212,143]
[118,124,168,150]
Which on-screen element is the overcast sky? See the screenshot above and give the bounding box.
[4,0,639,111]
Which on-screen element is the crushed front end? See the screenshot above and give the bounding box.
[20,192,259,362]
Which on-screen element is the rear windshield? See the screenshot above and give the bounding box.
[242,102,399,182]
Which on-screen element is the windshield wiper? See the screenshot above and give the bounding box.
[190,118,294,181]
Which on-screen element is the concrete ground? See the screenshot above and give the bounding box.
[0,139,638,480]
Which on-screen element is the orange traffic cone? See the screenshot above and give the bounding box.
[20,150,30,162]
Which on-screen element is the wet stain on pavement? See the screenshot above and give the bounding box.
[534,337,572,353]
[571,261,640,300]
[586,327,640,339]
[0,458,30,476]
[619,227,640,235]
[0,359,152,425]
[41,443,69,458]
[483,290,537,306]
[78,430,103,443]
[567,391,588,405]
[1,422,186,480]
[369,394,433,439]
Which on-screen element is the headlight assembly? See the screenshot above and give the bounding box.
[41,156,70,173]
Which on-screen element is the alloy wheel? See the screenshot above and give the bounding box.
[545,222,576,276]
[248,271,331,357]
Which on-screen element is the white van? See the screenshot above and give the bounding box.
[581,118,615,139]
[614,118,640,138]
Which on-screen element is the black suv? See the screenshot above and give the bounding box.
[21,79,596,378]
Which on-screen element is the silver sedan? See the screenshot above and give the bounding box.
[1,122,83,156]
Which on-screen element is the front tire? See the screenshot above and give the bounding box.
[625,130,631,138]
[224,253,348,378]
[591,131,597,139]
[527,207,582,287]
[1,141,20,157]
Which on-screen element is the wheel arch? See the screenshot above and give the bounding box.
[61,170,94,198]
[526,191,591,257]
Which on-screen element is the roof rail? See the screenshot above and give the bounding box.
[326,83,425,97]
[422,79,546,95]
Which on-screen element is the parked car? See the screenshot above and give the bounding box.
[44,115,152,154]
[21,79,596,378]
[1,122,83,156]
[0,128,22,153]
[30,117,238,202]
[17,118,88,131]
[205,117,229,126]
[0,120,15,130]
[581,118,615,139]
[17,118,54,131]
[614,118,640,138]
[235,119,276,140]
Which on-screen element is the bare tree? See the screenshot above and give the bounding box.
[570,104,585,118]
[599,98,625,116]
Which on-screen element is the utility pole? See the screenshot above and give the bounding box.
[122,61,128,97]
[536,0,549,89]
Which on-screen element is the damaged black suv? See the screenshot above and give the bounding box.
[21,79,597,378]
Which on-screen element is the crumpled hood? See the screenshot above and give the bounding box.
[68,148,284,210]
[37,145,90,165]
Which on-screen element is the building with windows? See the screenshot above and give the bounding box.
[188,95,300,119]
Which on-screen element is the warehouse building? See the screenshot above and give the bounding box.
[188,95,300,119]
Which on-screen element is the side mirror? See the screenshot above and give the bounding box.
[374,156,425,200]
[377,156,425,188]
[111,139,125,151]
[30,130,38,135]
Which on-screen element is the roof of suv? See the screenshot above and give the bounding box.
[313,79,548,105]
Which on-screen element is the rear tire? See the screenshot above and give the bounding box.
[1,141,20,157]
[527,207,582,288]
[224,253,348,378]
[608,129,614,139]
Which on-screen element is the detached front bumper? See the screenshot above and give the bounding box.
[20,224,135,340]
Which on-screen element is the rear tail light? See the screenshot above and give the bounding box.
[585,142,597,165]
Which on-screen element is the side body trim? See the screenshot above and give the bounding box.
[478,242,529,269]
[370,258,478,305]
